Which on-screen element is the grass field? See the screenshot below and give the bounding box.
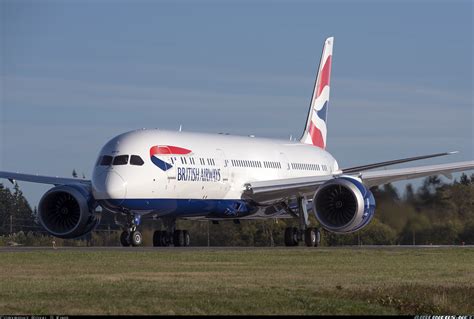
[0,247,473,315]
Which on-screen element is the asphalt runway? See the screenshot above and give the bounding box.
[0,245,473,252]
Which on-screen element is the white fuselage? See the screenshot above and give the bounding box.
[91,129,339,219]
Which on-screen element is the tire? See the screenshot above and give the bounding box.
[183,230,190,247]
[284,227,299,246]
[120,231,130,247]
[304,228,316,247]
[315,228,321,247]
[153,230,162,247]
[130,230,143,247]
[173,230,185,247]
[160,231,170,247]
[292,227,299,246]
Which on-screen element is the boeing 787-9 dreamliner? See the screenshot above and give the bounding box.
[1,37,473,247]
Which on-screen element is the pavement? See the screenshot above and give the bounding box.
[0,245,472,252]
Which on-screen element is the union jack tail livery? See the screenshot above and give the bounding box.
[301,36,333,149]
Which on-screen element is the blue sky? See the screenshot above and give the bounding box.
[1,0,473,207]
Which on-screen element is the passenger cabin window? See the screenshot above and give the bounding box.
[130,155,144,166]
[113,155,129,165]
[100,155,113,166]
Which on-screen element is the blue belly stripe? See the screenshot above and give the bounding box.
[101,198,256,218]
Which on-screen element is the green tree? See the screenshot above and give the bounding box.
[11,183,36,233]
[418,175,444,208]
[426,221,461,245]
[0,184,14,234]
[404,183,416,203]
[459,220,474,244]
[400,213,431,245]
[439,181,473,220]
[0,183,35,235]
[359,218,398,245]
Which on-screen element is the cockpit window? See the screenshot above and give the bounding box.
[99,155,113,166]
[113,155,129,165]
[130,155,144,166]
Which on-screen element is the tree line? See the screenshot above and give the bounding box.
[0,173,473,246]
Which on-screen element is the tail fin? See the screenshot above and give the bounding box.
[300,37,333,149]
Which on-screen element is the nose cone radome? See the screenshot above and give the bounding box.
[93,171,127,204]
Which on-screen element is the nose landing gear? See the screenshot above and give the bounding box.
[120,214,143,247]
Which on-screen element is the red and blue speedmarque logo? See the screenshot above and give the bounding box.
[149,145,192,171]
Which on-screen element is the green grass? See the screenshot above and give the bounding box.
[0,247,473,315]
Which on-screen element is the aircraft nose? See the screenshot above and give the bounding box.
[106,171,127,200]
[93,171,127,204]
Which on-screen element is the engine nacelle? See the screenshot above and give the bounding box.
[38,185,100,239]
[313,176,375,234]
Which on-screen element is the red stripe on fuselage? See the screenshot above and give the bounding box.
[150,145,192,157]
[308,122,325,148]
[316,55,332,98]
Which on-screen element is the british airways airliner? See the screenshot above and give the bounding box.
[1,37,473,247]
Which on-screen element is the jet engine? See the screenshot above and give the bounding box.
[313,176,375,233]
[38,185,100,239]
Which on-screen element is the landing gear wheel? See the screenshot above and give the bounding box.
[173,230,185,247]
[120,231,130,247]
[315,228,321,247]
[130,230,143,247]
[284,227,299,246]
[160,231,170,247]
[183,230,190,247]
[292,227,299,246]
[153,230,162,247]
[304,228,317,247]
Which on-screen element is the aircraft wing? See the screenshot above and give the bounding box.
[358,160,474,187]
[0,171,91,186]
[341,151,458,174]
[243,160,474,205]
[242,175,333,205]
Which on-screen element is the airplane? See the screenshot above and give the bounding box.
[1,37,473,247]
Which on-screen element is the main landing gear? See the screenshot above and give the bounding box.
[284,197,321,247]
[284,227,321,247]
[153,217,191,247]
[120,214,143,247]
